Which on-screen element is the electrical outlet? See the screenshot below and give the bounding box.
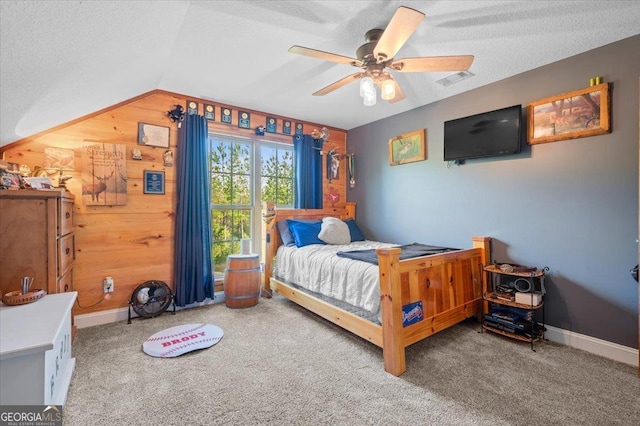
[103,277,114,293]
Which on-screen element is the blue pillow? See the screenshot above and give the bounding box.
[277,219,319,247]
[276,221,296,247]
[286,219,325,247]
[344,218,365,242]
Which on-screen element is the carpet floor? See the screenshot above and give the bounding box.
[64,295,639,425]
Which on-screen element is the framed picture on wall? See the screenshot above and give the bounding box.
[138,123,170,148]
[527,82,611,145]
[143,170,165,195]
[388,129,426,166]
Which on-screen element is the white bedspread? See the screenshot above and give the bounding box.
[274,240,397,317]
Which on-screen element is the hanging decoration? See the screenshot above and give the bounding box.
[311,127,330,143]
[325,187,340,207]
[348,154,355,188]
[82,143,127,206]
[167,105,185,128]
[326,149,340,182]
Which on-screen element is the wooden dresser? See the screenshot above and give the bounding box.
[0,189,76,297]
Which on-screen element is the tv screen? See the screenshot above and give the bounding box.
[444,104,522,161]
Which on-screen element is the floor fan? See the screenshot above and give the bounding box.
[128,280,175,324]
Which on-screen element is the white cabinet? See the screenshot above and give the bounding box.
[0,292,77,405]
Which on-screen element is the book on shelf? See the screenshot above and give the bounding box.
[494,291,515,302]
[483,320,516,334]
[490,305,532,321]
[483,314,527,331]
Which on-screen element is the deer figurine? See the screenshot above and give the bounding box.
[83,171,114,202]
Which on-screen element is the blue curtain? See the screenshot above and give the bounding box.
[173,114,213,306]
[293,134,323,209]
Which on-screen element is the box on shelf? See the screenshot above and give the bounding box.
[515,292,542,306]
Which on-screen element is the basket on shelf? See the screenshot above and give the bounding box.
[2,289,46,306]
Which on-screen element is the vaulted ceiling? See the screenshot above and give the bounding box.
[2,0,639,147]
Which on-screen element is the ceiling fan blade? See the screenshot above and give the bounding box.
[373,6,425,62]
[289,45,362,67]
[313,73,362,96]
[390,55,474,72]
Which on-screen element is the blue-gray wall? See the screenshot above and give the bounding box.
[347,35,640,348]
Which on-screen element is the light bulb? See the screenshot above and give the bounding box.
[380,78,395,100]
[363,87,377,106]
[360,76,374,97]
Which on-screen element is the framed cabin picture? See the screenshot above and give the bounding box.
[527,82,611,145]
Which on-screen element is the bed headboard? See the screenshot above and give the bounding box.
[263,202,356,293]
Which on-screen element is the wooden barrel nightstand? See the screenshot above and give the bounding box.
[224,254,261,308]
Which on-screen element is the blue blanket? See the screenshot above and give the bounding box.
[336,243,459,265]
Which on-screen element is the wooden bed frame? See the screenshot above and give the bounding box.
[263,203,491,376]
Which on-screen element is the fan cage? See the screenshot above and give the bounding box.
[128,280,175,324]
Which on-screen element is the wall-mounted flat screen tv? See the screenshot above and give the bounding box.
[444,104,522,161]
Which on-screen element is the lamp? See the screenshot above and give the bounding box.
[380,75,395,101]
[359,76,374,98]
[363,87,376,106]
[43,147,75,189]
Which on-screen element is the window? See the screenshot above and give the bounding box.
[260,144,294,207]
[210,134,293,274]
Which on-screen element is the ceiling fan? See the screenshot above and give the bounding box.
[289,6,474,104]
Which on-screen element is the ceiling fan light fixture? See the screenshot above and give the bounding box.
[380,78,395,100]
[360,76,375,97]
[289,6,470,105]
[363,87,377,106]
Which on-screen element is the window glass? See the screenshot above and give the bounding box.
[210,135,293,275]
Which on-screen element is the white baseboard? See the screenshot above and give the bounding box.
[545,325,638,367]
[75,295,638,368]
[74,292,225,329]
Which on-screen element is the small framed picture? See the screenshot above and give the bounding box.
[388,129,426,166]
[0,169,21,189]
[204,104,215,120]
[138,123,170,148]
[143,170,165,195]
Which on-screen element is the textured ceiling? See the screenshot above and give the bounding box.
[2,0,640,147]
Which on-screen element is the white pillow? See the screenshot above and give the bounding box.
[318,217,351,245]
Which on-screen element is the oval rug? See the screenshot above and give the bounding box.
[143,323,224,358]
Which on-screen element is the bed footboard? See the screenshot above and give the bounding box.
[377,236,491,376]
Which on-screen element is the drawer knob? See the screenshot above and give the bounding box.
[65,212,71,219]
[65,248,70,255]
[64,284,69,292]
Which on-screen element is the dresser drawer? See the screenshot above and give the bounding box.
[58,234,75,276]
[57,269,73,293]
[59,199,74,237]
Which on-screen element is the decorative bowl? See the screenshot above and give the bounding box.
[2,289,46,305]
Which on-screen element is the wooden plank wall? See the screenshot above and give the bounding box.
[0,90,348,315]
